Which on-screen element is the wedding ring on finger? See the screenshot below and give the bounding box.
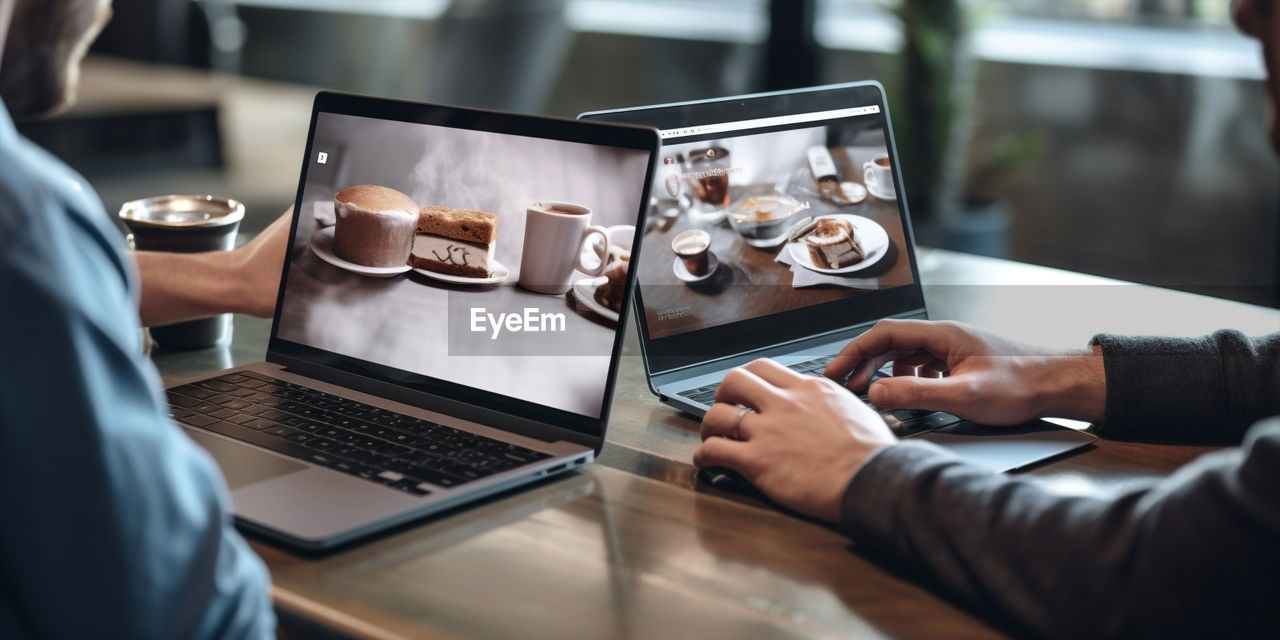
[731,405,755,439]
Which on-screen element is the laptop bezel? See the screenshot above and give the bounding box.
[265,91,660,452]
[579,81,927,375]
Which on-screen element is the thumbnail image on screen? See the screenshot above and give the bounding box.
[637,115,917,340]
[277,113,651,418]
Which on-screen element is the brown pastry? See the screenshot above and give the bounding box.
[332,185,419,267]
[802,217,864,269]
[594,260,629,313]
[409,206,500,278]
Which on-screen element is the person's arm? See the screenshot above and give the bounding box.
[695,354,1280,638]
[135,208,292,326]
[1091,331,1280,443]
[0,195,274,637]
[823,320,1280,445]
[839,423,1280,638]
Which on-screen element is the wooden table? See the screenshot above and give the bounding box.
[152,248,1279,639]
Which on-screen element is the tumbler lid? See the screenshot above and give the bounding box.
[119,194,244,229]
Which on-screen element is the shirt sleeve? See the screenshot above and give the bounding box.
[0,193,275,638]
[1090,331,1280,444]
[838,423,1280,638]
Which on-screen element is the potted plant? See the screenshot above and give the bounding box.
[889,0,1039,257]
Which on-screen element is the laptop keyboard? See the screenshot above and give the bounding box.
[675,356,963,438]
[166,372,552,496]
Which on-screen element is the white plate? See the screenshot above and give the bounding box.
[412,259,509,285]
[572,277,619,323]
[672,252,720,283]
[786,214,890,274]
[309,227,412,277]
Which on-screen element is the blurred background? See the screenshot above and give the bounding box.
[21,0,1277,306]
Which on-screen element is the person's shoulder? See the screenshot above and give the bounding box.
[0,129,107,239]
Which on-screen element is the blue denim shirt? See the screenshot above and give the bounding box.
[0,99,275,638]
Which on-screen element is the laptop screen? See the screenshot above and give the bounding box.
[271,96,654,430]
[582,83,926,371]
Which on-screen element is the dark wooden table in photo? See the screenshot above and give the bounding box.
[153,249,1280,640]
[638,146,913,339]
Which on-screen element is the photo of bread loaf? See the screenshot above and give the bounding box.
[802,217,865,269]
[332,185,419,267]
[409,206,500,278]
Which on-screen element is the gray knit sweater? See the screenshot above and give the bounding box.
[839,330,1280,638]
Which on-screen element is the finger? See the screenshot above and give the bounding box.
[869,375,971,413]
[714,367,779,410]
[825,319,954,380]
[693,435,753,474]
[701,402,753,441]
[844,352,897,391]
[892,351,948,378]
[741,358,808,388]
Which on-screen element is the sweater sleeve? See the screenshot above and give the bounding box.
[839,422,1280,639]
[1090,330,1280,444]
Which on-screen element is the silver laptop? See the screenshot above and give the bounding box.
[166,92,658,550]
[581,82,1094,473]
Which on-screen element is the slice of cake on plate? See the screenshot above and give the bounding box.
[800,217,864,269]
[410,206,500,278]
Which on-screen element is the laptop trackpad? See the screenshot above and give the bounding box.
[184,428,307,489]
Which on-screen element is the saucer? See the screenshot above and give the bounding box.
[571,277,619,323]
[673,253,719,283]
[413,259,509,286]
[866,181,897,202]
[310,227,412,278]
[786,214,890,274]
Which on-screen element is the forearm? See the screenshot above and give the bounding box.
[839,428,1280,638]
[1091,330,1280,443]
[134,250,247,326]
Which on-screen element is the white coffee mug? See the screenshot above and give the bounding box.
[583,224,635,268]
[518,201,609,294]
[863,157,896,198]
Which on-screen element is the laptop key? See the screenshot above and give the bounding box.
[179,414,218,428]
[210,408,238,420]
[265,425,296,438]
[921,412,964,430]
[225,413,258,425]
[244,418,278,431]
[172,385,217,400]
[197,380,237,393]
[167,393,200,408]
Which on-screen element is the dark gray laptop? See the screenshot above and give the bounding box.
[165,92,658,550]
[581,82,1094,472]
